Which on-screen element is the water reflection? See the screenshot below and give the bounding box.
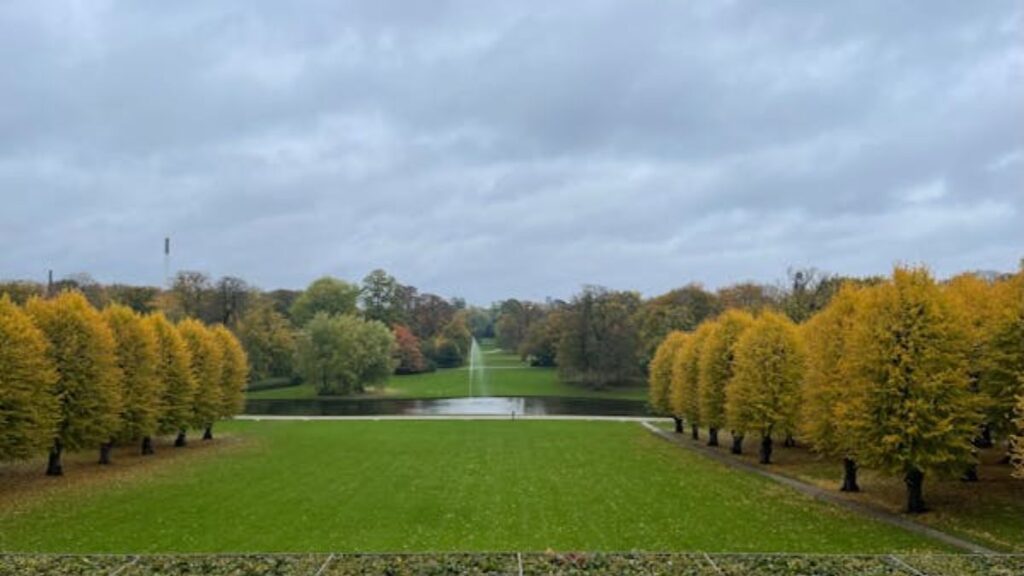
[245,396,649,417]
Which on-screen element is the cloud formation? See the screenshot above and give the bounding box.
[1,1,1022,302]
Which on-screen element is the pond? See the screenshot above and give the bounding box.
[244,396,651,417]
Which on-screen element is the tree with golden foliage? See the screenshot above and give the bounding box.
[698,310,754,449]
[843,267,980,513]
[984,268,1024,457]
[671,322,711,440]
[103,304,163,456]
[211,324,249,437]
[799,285,866,491]
[726,311,804,464]
[648,331,687,432]
[178,319,224,443]
[0,296,58,463]
[146,312,197,448]
[25,292,123,475]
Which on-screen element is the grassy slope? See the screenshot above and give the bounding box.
[0,420,945,553]
[248,347,648,401]
[653,423,1024,553]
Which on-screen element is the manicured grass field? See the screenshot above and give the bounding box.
[0,420,947,553]
[248,347,648,401]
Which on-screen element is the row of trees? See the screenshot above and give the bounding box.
[0,291,247,475]
[492,269,848,389]
[649,266,1024,512]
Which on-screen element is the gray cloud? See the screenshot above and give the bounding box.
[1,0,1022,303]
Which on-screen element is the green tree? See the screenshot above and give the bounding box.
[235,302,296,382]
[361,269,403,325]
[726,311,804,464]
[671,322,712,440]
[649,331,687,432]
[169,271,213,321]
[103,304,163,456]
[211,325,249,434]
[557,287,643,388]
[520,310,563,367]
[636,284,721,366]
[0,296,58,462]
[799,285,866,491]
[178,319,224,442]
[295,313,396,395]
[290,277,360,326]
[146,312,197,447]
[698,309,754,449]
[1013,393,1024,479]
[26,292,124,475]
[843,266,980,513]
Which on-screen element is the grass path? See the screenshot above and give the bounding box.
[0,420,948,553]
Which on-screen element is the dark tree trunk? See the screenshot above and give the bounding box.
[203,425,213,440]
[175,429,187,447]
[841,458,860,492]
[961,463,979,482]
[759,435,773,464]
[783,434,796,448]
[46,439,64,476]
[904,468,926,513]
[730,434,744,455]
[141,436,155,456]
[707,427,719,447]
[672,417,683,434]
[973,424,994,449]
[98,440,113,465]
[690,424,699,440]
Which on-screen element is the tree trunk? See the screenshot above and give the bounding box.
[730,434,744,455]
[783,434,796,448]
[904,468,926,513]
[203,425,213,440]
[974,424,994,449]
[175,429,187,447]
[672,417,683,434]
[46,439,64,476]
[759,435,773,464]
[141,436,155,456]
[961,463,979,482]
[707,427,719,447]
[841,458,860,492]
[690,424,699,440]
[98,440,113,465]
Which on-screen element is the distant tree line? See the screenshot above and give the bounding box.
[0,291,247,476]
[648,265,1024,513]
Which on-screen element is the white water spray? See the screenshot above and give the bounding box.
[467,338,488,397]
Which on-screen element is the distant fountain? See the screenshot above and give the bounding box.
[467,338,488,396]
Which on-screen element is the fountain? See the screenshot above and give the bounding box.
[467,338,488,397]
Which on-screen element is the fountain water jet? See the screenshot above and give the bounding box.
[467,338,488,396]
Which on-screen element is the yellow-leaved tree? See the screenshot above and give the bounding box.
[103,304,163,456]
[649,331,687,431]
[843,266,980,513]
[177,319,224,443]
[943,272,1001,480]
[26,292,124,475]
[698,309,754,449]
[146,312,196,447]
[0,296,58,462]
[211,324,249,437]
[800,284,866,491]
[984,267,1024,459]
[671,322,712,440]
[726,311,804,464]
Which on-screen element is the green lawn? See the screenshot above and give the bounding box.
[248,347,648,401]
[0,420,947,553]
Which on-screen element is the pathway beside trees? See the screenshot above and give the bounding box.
[640,421,995,554]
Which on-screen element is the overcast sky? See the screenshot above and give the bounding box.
[1,1,1021,303]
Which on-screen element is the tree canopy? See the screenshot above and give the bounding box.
[290,277,361,325]
[0,296,58,462]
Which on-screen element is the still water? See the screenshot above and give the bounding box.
[245,396,650,417]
